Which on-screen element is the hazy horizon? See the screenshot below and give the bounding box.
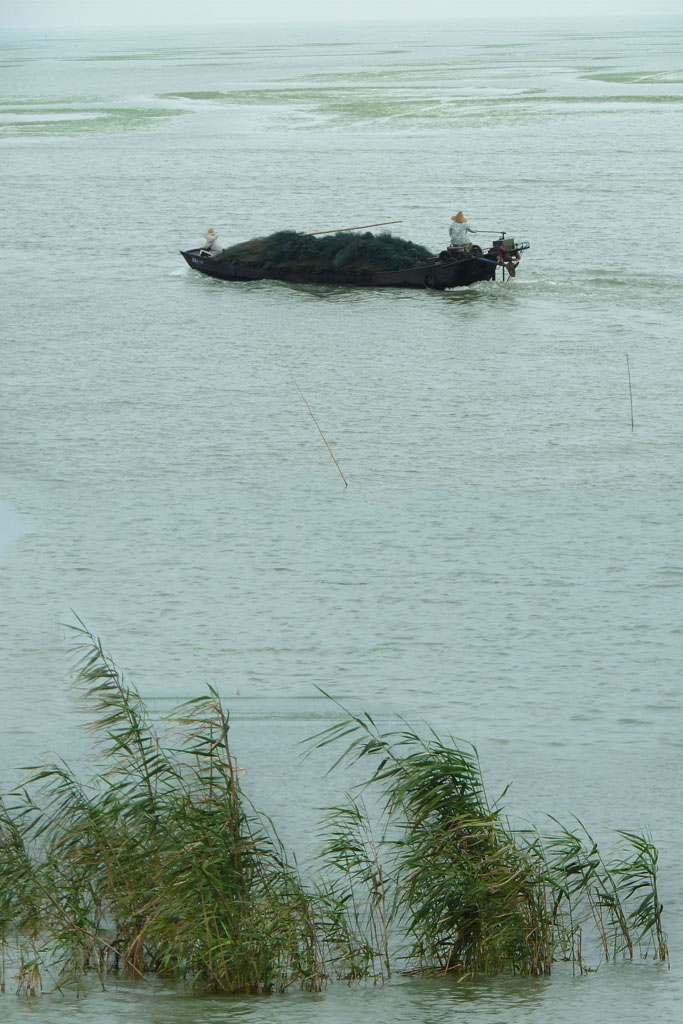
[2,0,682,31]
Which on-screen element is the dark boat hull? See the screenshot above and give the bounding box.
[179,249,497,290]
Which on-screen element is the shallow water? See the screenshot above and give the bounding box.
[1,16,683,1022]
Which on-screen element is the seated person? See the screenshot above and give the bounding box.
[200,228,223,257]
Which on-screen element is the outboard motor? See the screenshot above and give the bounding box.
[493,236,517,252]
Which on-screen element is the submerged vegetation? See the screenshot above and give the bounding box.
[0,629,668,998]
[216,230,434,273]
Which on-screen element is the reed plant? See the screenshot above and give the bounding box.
[308,695,668,980]
[0,624,325,995]
[0,637,668,997]
[315,798,392,982]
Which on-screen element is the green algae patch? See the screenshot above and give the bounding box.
[163,85,682,132]
[161,90,233,100]
[0,104,186,136]
[581,70,683,84]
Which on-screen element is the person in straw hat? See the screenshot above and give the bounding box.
[200,228,223,257]
[448,211,476,249]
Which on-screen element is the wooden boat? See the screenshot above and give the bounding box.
[180,237,529,291]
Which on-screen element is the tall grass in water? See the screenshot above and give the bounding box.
[0,625,324,995]
[308,696,668,980]
[315,798,392,983]
[0,635,668,996]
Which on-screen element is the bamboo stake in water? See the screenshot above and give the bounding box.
[280,350,348,487]
[626,354,634,431]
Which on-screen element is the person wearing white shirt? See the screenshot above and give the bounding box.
[449,211,475,248]
[201,228,223,257]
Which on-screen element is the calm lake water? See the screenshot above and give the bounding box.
[1,15,683,1022]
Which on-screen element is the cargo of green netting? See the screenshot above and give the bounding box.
[216,230,435,273]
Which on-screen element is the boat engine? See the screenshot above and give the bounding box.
[494,236,517,251]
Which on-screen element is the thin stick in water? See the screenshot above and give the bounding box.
[281,351,348,487]
[626,354,634,431]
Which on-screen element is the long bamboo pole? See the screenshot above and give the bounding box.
[279,348,348,487]
[299,220,401,237]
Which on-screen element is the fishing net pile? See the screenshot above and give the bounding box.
[215,230,434,273]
